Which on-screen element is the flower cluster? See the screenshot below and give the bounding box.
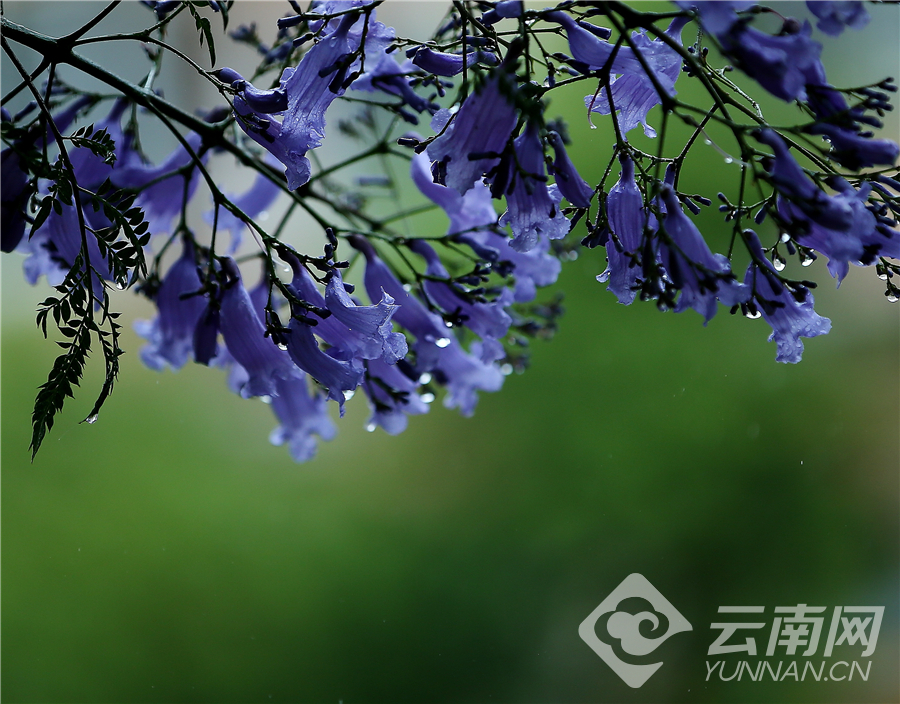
[2,0,898,462]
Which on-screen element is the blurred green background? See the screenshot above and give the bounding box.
[2,2,898,703]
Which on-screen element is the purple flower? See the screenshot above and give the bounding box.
[239,83,289,114]
[481,0,523,25]
[546,131,594,208]
[409,151,498,235]
[362,357,429,435]
[213,269,337,462]
[777,179,892,283]
[407,46,498,77]
[268,373,337,462]
[67,99,129,189]
[284,255,407,367]
[743,230,831,363]
[658,186,749,321]
[807,1,869,36]
[324,269,408,364]
[496,122,570,252]
[23,197,112,291]
[459,229,561,303]
[545,10,650,75]
[432,337,504,417]
[426,67,518,196]
[3,95,94,254]
[800,59,860,128]
[584,17,689,138]
[135,238,206,370]
[675,2,755,36]
[808,123,899,171]
[141,0,180,20]
[281,255,404,411]
[110,131,204,237]
[755,129,854,230]
[599,155,645,304]
[408,239,513,341]
[681,3,822,102]
[1,142,29,253]
[217,258,304,398]
[286,319,364,411]
[357,241,504,414]
[233,8,393,190]
[729,21,822,102]
[353,53,436,116]
[410,152,560,303]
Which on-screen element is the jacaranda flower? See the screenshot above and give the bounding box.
[497,122,570,252]
[217,258,304,399]
[410,151,560,303]
[600,155,645,304]
[426,62,518,195]
[408,238,513,341]
[232,5,394,190]
[681,3,822,102]
[584,17,689,138]
[268,373,337,462]
[807,1,869,36]
[356,239,504,415]
[743,230,831,363]
[362,356,429,435]
[546,131,594,208]
[135,238,206,370]
[407,46,498,77]
[658,185,749,321]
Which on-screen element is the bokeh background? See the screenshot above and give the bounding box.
[2,2,898,702]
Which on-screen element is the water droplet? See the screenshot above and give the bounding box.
[435,337,451,348]
[887,293,899,303]
[877,272,888,281]
[85,414,98,424]
[724,157,733,164]
[260,395,272,405]
[115,281,126,290]
[500,363,513,376]
[277,343,288,351]
[801,256,814,267]
[746,310,761,319]
[772,256,786,272]
[344,389,356,400]
[421,392,435,404]
[418,373,432,385]
[365,422,376,433]
[402,284,412,292]
[704,138,713,146]
[444,321,454,328]
[780,233,791,243]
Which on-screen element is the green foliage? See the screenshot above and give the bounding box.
[67,123,117,166]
